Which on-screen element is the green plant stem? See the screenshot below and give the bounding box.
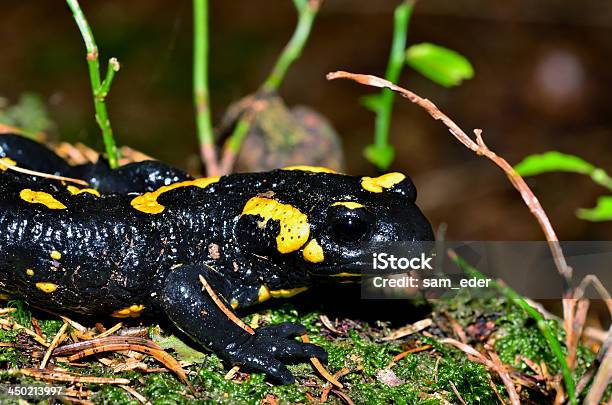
[372,0,414,166]
[226,117,251,154]
[449,252,577,404]
[66,0,120,169]
[193,0,219,176]
[261,0,320,93]
[221,0,321,174]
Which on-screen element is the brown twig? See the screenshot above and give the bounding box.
[320,367,350,402]
[224,365,240,380]
[444,312,468,344]
[449,380,468,405]
[574,275,612,316]
[95,322,123,339]
[381,318,432,341]
[15,368,131,384]
[40,322,69,369]
[54,336,191,389]
[198,274,255,335]
[0,159,89,186]
[326,71,572,285]
[120,384,152,405]
[319,315,341,334]
[0,318,49,347]
[388,345,433,368]
[566,299,589,371]
[301,334,343,389]
[330,389,356,405]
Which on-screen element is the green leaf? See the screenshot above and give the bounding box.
[364,143,395,170]
[150,329,207,363]
[360,94,384,113]
[514,151,595,177]
[576,196,612,222]
[406,43,474,87]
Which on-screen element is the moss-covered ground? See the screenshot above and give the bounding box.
[0,290,605,404]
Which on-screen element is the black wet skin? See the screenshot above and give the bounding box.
[0,134,433,384]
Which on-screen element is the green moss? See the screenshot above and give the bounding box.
[93,385,138,405]
[0,298,602,404]
[495,309,595,378]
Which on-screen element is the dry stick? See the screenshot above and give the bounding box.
[224,365,240,380]
[120,385,152,405]
[95,322,123,339]
[0,160,89,186]
[388,345,433,368]
[301,334,344,389]
[198,274,255,335]
[382,318,432,341]
[574,274,612,316]
[66,343,191,388]
[15,368,130,385]
[0,318,49,347]
[584,348,611,405]
[40,322,69,369]
[567,299,589,371]
[449,380,468,405]
[320,368,350,403]
[326,71,572,284]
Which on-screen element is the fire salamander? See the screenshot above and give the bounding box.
[0,133,433,384]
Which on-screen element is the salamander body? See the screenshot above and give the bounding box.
[0,133,433,383]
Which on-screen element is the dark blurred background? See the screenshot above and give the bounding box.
[1,0,611,240]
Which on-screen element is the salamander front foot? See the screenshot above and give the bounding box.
[224,322,327,384]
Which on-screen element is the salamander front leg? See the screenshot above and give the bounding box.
[158,265,326,384]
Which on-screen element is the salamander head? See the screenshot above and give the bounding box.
[235,168,434,280]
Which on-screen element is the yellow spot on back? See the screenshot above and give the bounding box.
[303,239,324,263]
[331,272,362,277]
[50,251,62,260]
[241,197,310,254]
[20,189,67,209]
[26,269,34,276]
[332,201,364,209]
[130,177,220,214]
[67,185,100,197]
[111,304,145,318]
[361,173,406,193]
[282,165,338,174]
[36,282,58,293]
[258,285,308,303]
[230,299,239,309]
[0,157,16,172]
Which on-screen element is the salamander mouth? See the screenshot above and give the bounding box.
[310,260,372,278]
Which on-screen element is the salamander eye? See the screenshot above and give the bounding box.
[328,208,373,244]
